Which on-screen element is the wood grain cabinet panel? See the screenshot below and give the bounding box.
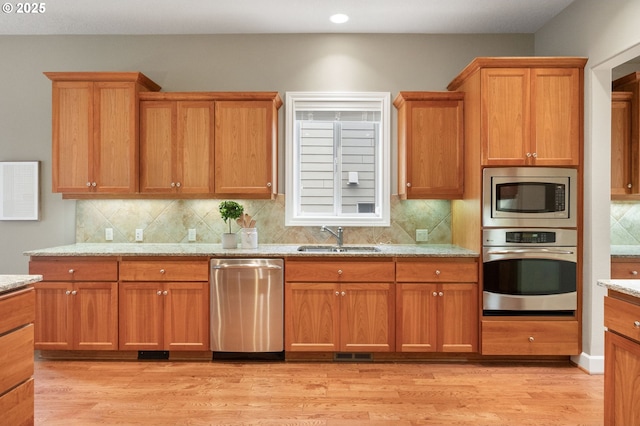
[611,259,640,279]
[45,72,160,194]
[611,92,633,196]
[481,320,579,355]
[394,92,464,199]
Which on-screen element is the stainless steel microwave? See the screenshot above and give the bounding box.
[482,167,578,228]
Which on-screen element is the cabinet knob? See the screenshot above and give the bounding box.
[160,269,166,274]
[71,290,77,295]
[634,321,640,328]
[176,182,181,188]
[532,152,537,158]
[433,291,438,296]
[171,182,176,188]
[406,182,411,187]
[628,183,633,189]
[528,336,535,342]
[163,290,168,296]
[526,153,532,158]
[267,182,272,188]
[435,270,441,276]
[631,270,638,276]
[157,290,162,296]
[92,182,97,187]
[68,269,75,274]
[438,291,444,297]
[86,182,91,187]
[341,291,346,296]
[335,291,340,296]
[65,290,71,295]
[337,269,343,275]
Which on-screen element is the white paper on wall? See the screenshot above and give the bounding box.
[0,161,39,221]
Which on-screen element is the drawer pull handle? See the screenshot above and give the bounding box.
[71,290,77,295]
[68,269,75,274]
[341,291,346,296]
[157,291,162,296]
[438,291,444,297]
[528,336,534,342]
[160,269,166,274]
[337,269,343,275]
[632,270,638,276]
[335,291,340,296]
[432,291,438,296]
[435,270,441,276]
[65,290,71,295]
[634,321,640,328]
[163,291,168,296]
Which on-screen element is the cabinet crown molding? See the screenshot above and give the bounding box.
[44,71,161,92]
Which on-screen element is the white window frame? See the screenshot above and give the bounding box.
[285,92,390,227]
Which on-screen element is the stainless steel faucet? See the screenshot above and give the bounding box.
[321,226,343,247]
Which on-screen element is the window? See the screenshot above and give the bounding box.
[285,92,390,226]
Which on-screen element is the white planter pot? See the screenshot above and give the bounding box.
[221,233,237,249]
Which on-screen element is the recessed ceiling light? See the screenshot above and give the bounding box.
[330,13,349,24]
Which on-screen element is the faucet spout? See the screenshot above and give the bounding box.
[321,226,344,247]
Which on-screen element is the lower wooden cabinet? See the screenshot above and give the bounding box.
[604,292,640,425]
[611,258,640,279]
[481,319,579,355]
[119,259,210,351]
[396,259,478,352]
[285,259,395,352]
[30,258,118,350]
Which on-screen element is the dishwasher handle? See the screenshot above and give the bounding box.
[212,263,283,270]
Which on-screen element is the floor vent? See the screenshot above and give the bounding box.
[334,352,373,362]
[138,351,169,360]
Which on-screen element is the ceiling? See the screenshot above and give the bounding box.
[1,0,576,35]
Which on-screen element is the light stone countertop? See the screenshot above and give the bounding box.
[23,243,478,258]
[598,279,640,299]
[0,275,42,294]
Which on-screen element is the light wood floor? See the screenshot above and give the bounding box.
[34,358,604,425]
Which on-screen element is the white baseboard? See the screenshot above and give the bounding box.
[571,352,604,374]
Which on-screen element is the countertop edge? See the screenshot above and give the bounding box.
[598,279,640,299]
[0,274,42,294]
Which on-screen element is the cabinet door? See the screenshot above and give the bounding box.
[605,330,640,425]
[164,282,209,351]
[119,282,164,351]
[73,282,118,350]
[481,68,531,166]
[140,101,176,193]
[396,283,438,352]
[530,68,581,166]
[439,283,477,353]
[285,283,340,352]
[404,100,464,198]
[51,81,92,193]
[34,282,73,350]
[612,93,633,196]
[176,101,215,194]
[214,100,275,197]
[340,283,394,352]
[93,82,138,193]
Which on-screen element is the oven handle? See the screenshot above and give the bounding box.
[486,248,575,255]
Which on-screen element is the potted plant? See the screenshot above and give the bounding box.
[219,201,244,249]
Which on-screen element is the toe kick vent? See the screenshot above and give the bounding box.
[334,352,373,362]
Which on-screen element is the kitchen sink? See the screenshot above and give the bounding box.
[296,245,381,253]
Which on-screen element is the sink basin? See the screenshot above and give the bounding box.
[296,245,381,253]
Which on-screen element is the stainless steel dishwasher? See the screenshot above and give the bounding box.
[210,258,284,353]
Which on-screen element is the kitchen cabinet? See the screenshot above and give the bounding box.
[611,258,640,279]
[214,97,281,198]
[611,92,633,196]
[393,92,464,199]
[604,291,640,425]
[0,286,34,426]
[481,319,579,355]
[119,258,209,351]
[44,72,161,194]
[395,258,478,352]
[140,98,215,194]
[29,258,118,350]
[447,57,585,166]
[284,259,395,352]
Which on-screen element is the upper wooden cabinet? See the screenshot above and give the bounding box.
[44,72,161,194]
[393,92,464,199]
[140,97,215,195]
[448,57,586,166]
[611,91,633,197]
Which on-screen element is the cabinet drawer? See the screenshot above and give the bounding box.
[0,378,33,426]
[396,260,478,282]
[481,320,579,355]
[120,259,209,281]
[605,296,640,342]
[611,260,640,279]
[0,324,33,394]
[29,259,118,281]
[285,260,395,282]
[0,287,34,335]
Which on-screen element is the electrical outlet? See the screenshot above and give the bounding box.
[188,228,196,242]
[416,229,429,242]
[105,228,113,241]
[135,229,143,242]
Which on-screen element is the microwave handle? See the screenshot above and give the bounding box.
[486,248,575,255]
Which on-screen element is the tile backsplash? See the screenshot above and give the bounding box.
[76,195,452,245]
[611,201,640,244]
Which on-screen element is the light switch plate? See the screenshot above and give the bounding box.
[135,229,143,242]
[416,229,429,242]
[188,228,196,242]
[105,228,113,241]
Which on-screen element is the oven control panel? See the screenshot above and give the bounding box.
[505,231,556,244]
[483,228,577,247]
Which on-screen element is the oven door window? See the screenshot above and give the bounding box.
[495,182,564,213]
[483,258,576,295]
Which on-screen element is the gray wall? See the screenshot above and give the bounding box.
[0,33,533,273]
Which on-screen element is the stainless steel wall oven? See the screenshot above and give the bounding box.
[482,228,577,315]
